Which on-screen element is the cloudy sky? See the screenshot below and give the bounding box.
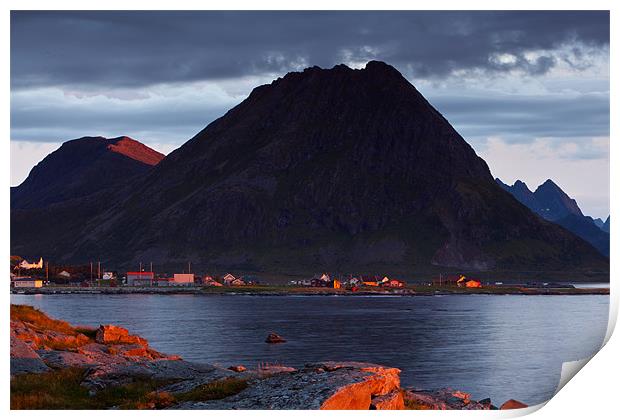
[10,11,610,218]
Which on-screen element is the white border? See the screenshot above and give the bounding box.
[2,2,617,419]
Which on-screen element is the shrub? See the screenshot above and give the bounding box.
[175,377,248,402]
[10,305,76,335]
[11,368,177,410]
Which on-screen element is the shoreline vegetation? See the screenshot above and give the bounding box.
[10,304,529,410]
[10,284,610,296]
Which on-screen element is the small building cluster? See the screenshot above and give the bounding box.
[432,274,482,288]
[291,274,406,289]
[10,275,43,288]
[9,255,254,289]
[124,271,248,288]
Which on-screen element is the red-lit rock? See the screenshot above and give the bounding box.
[371,390,405,410]
[265,333,286,343]
[500,399,528,410]
[96,325,147,346]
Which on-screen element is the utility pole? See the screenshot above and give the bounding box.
[150,262,153,273]
[97,261,101,279]
[45,261,49,284]
[188,261,191,274]
[90,262,93,283]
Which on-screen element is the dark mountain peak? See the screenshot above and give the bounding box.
[533,179,583,218]
[536,179,561,193]
[501,176,607,255]
[512,180,533,194]
[263,61,409,95]
[364,60,405,77]
[11,136,164,210]
[495,178,509,189]
[602,216,610,233]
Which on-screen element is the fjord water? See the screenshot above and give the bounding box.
[11,294,608,406]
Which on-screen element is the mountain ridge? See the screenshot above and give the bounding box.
[496,178,609,256]
[11,136,164,210]
[11,62,608,277]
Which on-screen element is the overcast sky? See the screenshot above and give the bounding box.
[10,11,610,218]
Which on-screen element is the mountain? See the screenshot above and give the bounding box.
[602,216,610,233]
[497,178,583,220]
[593,218,605,229]
[11,136,164,209]
[11,62,608,276]
[497,179,609,256]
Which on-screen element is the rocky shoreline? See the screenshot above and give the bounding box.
[10,304,528,410]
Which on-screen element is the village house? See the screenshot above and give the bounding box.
[102,272,115,281]
[12,277,43,288]
[310,278,329,287]
[18,257,44,270]
[198,275,214,285]
[169,273,195,286]
[463,279,482,288]
[126,271,155,287]
[222,273,237,285]
[204,278,223,287]
[347,277,361,286]
[360,275,382,287]
[385,279,406,288]
[229,278,246,286]
[58,270,71,280]
[433,274,466,286]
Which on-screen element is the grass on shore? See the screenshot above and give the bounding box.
[11,305,76,334]
[11,304,98,350]
[11,367,249,409]
[10,367,175,410]
[175,377,249,402]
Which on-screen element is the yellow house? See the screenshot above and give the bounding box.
[13,279,43,288]
[465,279,482,288]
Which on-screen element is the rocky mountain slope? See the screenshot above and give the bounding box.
[11,136,164,209]
[497,179,609,256]
[11,62,608,276]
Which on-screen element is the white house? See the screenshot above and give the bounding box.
[222,273,237,285]
[19,258,43,270]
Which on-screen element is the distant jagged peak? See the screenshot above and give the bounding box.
[535,178,563,194]
[512,180,533,194]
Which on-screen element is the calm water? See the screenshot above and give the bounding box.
[11,294,609,406]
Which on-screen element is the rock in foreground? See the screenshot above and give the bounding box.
[174,361,402,409]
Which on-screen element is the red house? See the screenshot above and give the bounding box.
[386,279,406,288]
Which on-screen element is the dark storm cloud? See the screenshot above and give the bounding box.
[431,93,610,140]
[10,10,609,89]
